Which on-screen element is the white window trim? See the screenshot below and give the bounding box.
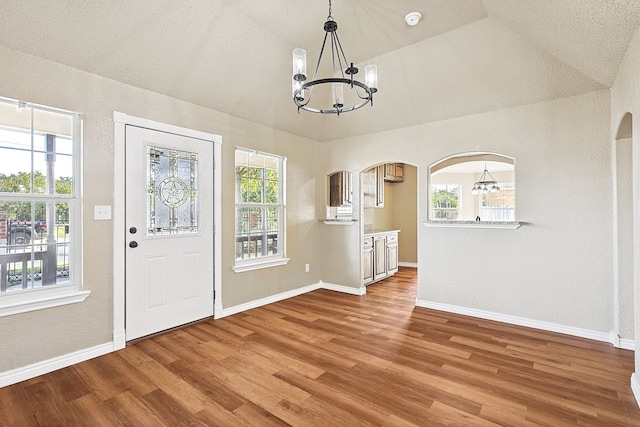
[0,99,86,317]
[0,287,90,317]
[233,148,288,272]
[232,256,291,273]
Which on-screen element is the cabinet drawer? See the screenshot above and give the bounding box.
[386,234,398,244]
[363,236,374,249]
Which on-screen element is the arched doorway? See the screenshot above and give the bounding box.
[613,112,634,348]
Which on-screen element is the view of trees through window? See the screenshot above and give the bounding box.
[234,148,283,262]
[432,184,460,220]
[0,99,77,293]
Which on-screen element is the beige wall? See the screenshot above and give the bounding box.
[0,45,323,372]
[323,90,614,333]
[0,32,634,386]
[391,165,418,264]
[611,25,640,376]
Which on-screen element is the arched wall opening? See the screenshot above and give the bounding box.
[613,112,634,347]
[428,152,515,222]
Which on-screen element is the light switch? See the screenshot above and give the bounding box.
[94,205,112,220]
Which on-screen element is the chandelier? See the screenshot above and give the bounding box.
[471,164,500,195]
[292,0,377,115]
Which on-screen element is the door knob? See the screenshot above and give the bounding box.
[129,227,137,234]
[129,241,138,248]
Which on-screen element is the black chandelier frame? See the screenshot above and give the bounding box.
[292,0,377,115]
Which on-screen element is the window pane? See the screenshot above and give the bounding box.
[0,98,79,297]
[234,148,284,263]
[0,201,70,292]
[432,184,460,220]
[481,182,515,221]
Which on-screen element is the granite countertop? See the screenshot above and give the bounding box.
[364,229,401,235]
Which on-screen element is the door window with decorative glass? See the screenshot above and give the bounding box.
[234,148,286,269]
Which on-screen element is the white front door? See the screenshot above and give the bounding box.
[125,125,214,340]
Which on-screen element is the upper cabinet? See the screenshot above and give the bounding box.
[363,165,384,208]
[328,171,352,207]
[383,163,404,183]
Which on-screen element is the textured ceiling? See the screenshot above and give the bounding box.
[0,0,639,142]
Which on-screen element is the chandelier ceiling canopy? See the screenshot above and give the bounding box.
[292,0,378,115]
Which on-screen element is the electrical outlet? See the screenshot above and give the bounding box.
[305,263,310,273]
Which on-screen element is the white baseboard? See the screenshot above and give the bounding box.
[216,281,365,319]
[320,281,366,296]
[619,338,635,351]
[417,299,613,344]
[0,342,114,388]
[632,373,640,409]
[398,262,418,268]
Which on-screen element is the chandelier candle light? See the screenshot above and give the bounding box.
[292,0,378,115]
[471,164,500,195]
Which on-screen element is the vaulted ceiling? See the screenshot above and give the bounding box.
[1,0,639,141]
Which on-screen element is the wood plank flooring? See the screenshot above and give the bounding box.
[1,267,639,426]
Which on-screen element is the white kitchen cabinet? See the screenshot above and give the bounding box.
[373,235,387,281]
[362,165,384,208]
[386,233,398,275]
[363,230,399,285]
[362,236,374,285]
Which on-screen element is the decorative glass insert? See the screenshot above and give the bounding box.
[147,146,198,235]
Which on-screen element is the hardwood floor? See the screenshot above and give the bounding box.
[1,267,639,426]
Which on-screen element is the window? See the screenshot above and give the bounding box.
[233,147,288,272]
[428,153,516,224]
[432,184,460,220]
[481,182,515,221]
[0,97,86,316]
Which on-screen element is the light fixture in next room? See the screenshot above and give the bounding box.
[472,164,501,195]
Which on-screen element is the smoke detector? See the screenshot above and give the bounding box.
[405,12,422,26]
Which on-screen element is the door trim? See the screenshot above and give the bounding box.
[112,112,222,349]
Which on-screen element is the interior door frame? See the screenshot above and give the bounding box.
[112,112,222,350]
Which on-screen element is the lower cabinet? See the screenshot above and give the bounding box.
[373,235,387,281]
[363,231,399,285]
[363,237,374,285]
[386,233,398,275]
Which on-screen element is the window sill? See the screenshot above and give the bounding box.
[233,257,291,273]
[423,220,521,229]
[322,219,357,225]
[0,287,91,318]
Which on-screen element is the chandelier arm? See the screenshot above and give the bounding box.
[333,32,348,79]
[330,32,342,78]
[333,32,351,77]
[486,170,498,183]
[312,32,331,82]
[353,85,373,100]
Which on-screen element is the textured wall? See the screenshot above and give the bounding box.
[611,25,640,374]
[324,90,614,333]
[0,45,323,372]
